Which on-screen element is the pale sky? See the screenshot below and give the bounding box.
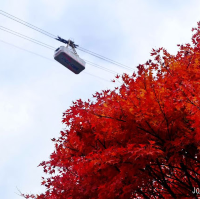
[1,1,200,198]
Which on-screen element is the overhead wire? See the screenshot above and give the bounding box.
[0,10,133,71]
[0,26,55,50]
[78,46,133,71]
[0,25,119,75]
[0,39,112,83]
[83,60,117,75]
[0,39,54,61]
[0,10,56,39]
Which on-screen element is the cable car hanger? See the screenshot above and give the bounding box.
[55,36,79,49]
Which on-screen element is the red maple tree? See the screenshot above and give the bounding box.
[23,22,200,199]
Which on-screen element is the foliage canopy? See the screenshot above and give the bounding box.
[23,22,200,199]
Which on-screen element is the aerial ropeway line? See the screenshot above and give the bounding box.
[0,25,118,75]
[0,10,133,74]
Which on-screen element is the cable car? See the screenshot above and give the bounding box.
[54,40,86,74]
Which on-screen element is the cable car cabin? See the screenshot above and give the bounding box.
[54,46,86,74]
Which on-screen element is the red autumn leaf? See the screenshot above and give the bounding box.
[41,181,46,185]
[115,74,120,79]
